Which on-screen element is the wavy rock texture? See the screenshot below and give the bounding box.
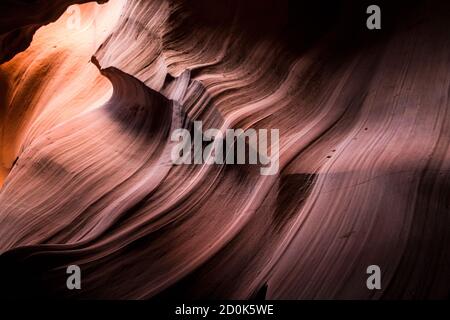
[0,0,449,299]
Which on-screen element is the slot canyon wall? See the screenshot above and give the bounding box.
[0,0,449,299]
